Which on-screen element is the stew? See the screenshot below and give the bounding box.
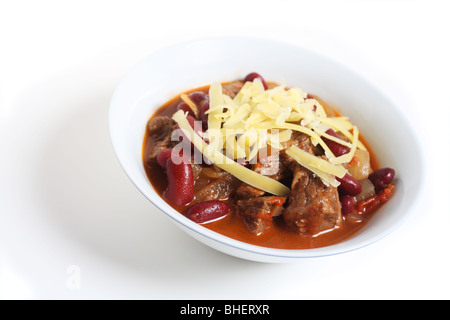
[142,73,396,249]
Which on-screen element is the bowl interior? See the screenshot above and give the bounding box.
[109,37,425,260]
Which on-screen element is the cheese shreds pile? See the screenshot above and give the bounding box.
[172,110,291,196]
[172,78,365,193]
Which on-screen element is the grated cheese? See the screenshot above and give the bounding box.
[174,78,365,190]
[286,147,341,188]
[286,146,347,179]
[329,126,359,165]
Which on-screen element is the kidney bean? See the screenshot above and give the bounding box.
[236,157,250,168]
[189,91,207,104]
[165,155,194,206]
[199,100,210,131]
[186,115,196,130]
[189,115,205,136]
[185,200,230,224]
[176,101,196,118]
[184,115,206,152]
[157,148,173,169]
[340,195,356,215]
[177,115,212,167]
[243,72,268,90]
[178,115,202,145]
[369,168,395,192]
[157,148,188,169]
[337,173,362,196]
[199,99,210,114]
[323,128,350,157]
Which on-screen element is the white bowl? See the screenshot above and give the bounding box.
[109,37,425,263]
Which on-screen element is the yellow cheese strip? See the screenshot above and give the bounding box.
[255,120,337,160]
[296,161,341,188]
[172,110,290,196]
[208,82,224,133]
[314,129,353,148]
[286,145,347,179]
[223,103,251,128]
[267,129,293,150]
[225,134,246,159]
[232,81,253,106]
[285,147,342,187]
[320,116,353,130]
[318,117,366,151]
[244,110,266,129]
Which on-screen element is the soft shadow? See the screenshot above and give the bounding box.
[25,67,267,287]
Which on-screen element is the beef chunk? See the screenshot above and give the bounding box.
[193,171,237,203]
[235,196,286,235]
[235,150,288,199]
[280,132,315,171]
[146,116,178,162]
[190,161,202,180]
[254,150,289,180]
[280,132,342,235]
[222,80,244,98]
[148,116,175,138]
[282,163,342,235]
[222,79,278,99]
[235,183,266,199]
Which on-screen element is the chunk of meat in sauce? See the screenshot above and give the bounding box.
[235,183,266,199]
[190,161,202,180]
[280,132,315,171]
[254,149,289,179]
[235,151,288,199]
[282,163,342,235]
[235,196,286,235]
[232,151,289,232]
[193,169,237,203]
[282,155,342,236]
[145,116,178,162]
[222,80,244,98]
[280,132,342,235]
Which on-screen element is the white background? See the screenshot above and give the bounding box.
[1,0,449,299]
